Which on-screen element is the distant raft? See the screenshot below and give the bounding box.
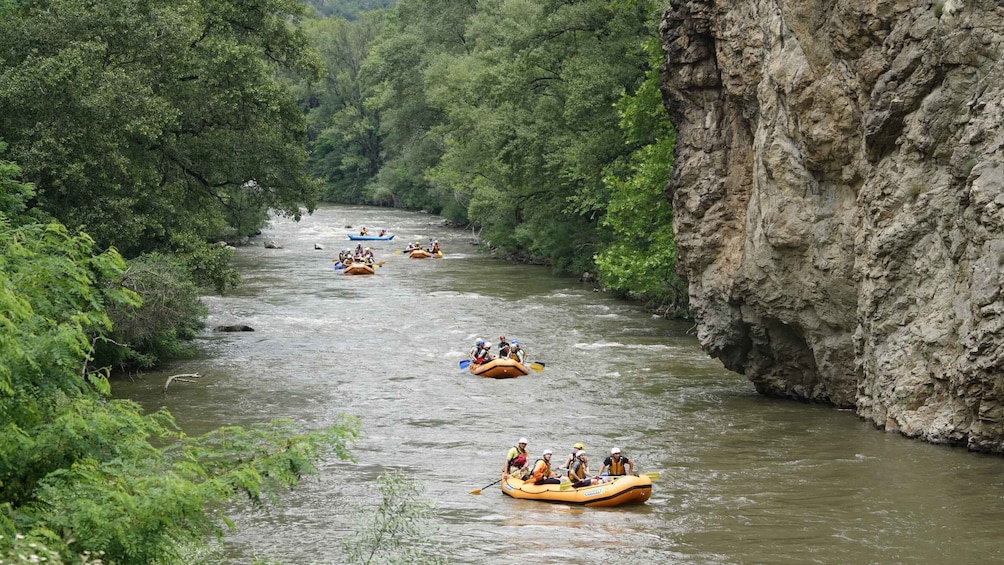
[347,233,395,240]
[342,262,376,275]
[469,358,530,378]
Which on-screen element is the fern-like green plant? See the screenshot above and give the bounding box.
[342,471,448,565]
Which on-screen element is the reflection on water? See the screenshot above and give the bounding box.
[113,205,1004,564]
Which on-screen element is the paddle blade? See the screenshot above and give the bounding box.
[528,362,544,372]
[643,472,661,480]
[470,477,502,494]
[333,263,345,270]
[459,359,472,369]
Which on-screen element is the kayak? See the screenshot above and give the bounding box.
[347,234,394,240]
[343,262,376,275]
[501,474,652,507]
[469,358,529,378]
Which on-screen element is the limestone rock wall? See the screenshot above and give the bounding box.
[659,0,1004,451]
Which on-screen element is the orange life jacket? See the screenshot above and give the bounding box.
[531,459,552,481]
[568,459,586,481]
[608,456,627,475]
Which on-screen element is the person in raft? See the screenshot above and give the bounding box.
[561,442,585,472]
[469,338,493,364]
[497,335,511,359]
[503,437,529,479]
[530,450,562,485]
[509,340,526,363]
[567,451,609,488]
[359,226,368,235]
[599,447,635,476]
[379,229,387,236]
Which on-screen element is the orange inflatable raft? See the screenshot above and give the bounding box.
[501,473,652,507]
[469,358,530,378]
[343,262,376,275]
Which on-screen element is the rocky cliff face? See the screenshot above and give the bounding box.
[659,0,1004,452]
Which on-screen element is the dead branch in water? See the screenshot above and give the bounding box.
[162,373,202,394]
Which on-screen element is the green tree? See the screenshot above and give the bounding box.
[390,0,659,273]
[594,37,688,315]
[301,0,398,20]
[97,252,209,370]
[0,0,321,260]
[0,160,360,563]
[357,0,491,216]
[301,13,387,203]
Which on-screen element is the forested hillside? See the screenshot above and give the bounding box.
[298,0,687,314]
[301,0,397,19]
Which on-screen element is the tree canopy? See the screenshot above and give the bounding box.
[0,0,321,258]
[0,156,361,564]
[310,0,685,311]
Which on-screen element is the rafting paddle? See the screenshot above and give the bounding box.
[459,359,472,369]
[528,362,545,372]
[469,477,503,495]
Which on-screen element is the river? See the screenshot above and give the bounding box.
[113,204,1004,564]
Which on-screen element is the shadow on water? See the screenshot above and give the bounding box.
[112,204,1004,565]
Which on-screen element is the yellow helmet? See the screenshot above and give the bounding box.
[573,443,584,450]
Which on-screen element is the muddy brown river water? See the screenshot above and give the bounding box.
[113,204,1004,564]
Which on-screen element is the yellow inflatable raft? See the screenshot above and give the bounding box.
[469,358,530,378]
[343,262,376,275]
[408,249,442,258]
[501,474,652,507]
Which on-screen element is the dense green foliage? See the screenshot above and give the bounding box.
[98,252,209,369]
[0,0,320,258]
[594,38,688,314]
[0,132,360,565]
[0,0,327,366]
[299,13,388,204]
[301,0,687,313]
[301,0,398,20]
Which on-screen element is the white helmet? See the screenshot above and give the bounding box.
[518,437,528,444]
[542,449,552,456]
[611,447,621,454]
[576,451,586,458]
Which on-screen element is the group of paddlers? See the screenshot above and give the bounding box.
[404,239,441,255]
[337,244,376,266]
[502,438,636,488]
[469,336,526,364]
[357,227,388,237]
